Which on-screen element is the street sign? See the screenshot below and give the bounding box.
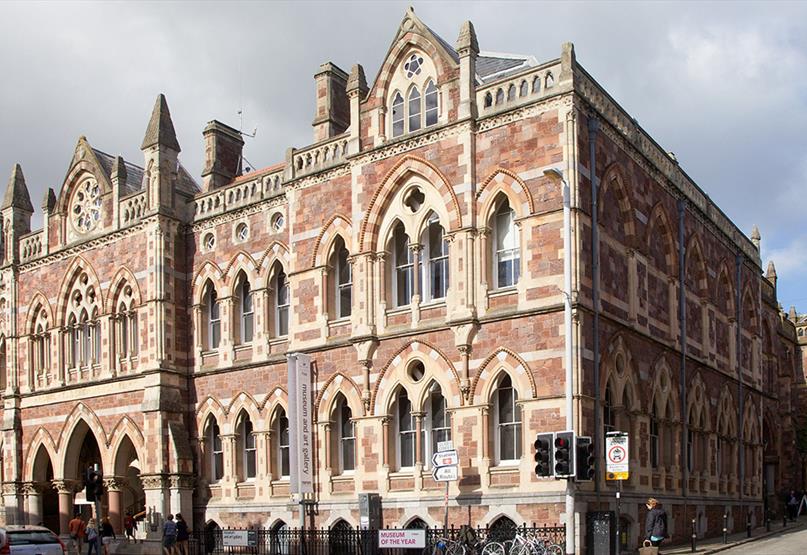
[379,530,426,549]
[432,449,459,468]
[605,432,629,480]
[437,440,454,452]
[433,465,458,481]
[222,530,257,547]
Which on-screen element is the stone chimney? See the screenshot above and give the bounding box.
[312,62,350,142]
[346,64,368,154]
[201,120,244,191]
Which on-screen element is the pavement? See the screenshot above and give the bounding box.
[661,516,807,555]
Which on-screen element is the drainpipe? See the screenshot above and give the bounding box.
[543,166,575,555]
[588,116,601,507]
[678,200,689,518]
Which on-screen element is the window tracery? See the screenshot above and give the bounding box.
[113,283,138,363]
[65,272,101,371]
[70,177,102,233]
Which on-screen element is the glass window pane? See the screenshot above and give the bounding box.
[339,285,352,318]
[425,82,438,126]
[400,433,414,467]
[342,438,355,471]
[408,88,421,132]
[243,314,253,343]
[392,93,404,137]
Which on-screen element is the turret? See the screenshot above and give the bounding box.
[455,20,479,119]
[766,260,777,290]
[1,164,33,265]
[141,94,180,213]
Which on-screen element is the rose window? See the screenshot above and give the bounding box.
[71,179,102,233]
[404,54,424,78]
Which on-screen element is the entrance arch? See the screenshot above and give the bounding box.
[111,435,144,534]
[30,445,59,530]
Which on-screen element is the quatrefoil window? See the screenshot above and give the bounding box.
[403,186,425,213]
[70,178,102,233]
[404,54,424,79]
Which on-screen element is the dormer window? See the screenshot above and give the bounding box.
[389,52,439,138]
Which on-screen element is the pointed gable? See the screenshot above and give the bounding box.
[2,164,34,212]
[141,93,181,152]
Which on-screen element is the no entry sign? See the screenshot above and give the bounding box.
[605,432,629,480]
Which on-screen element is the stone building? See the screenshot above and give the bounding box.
[0,8,802,552]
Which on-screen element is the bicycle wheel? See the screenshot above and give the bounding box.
[481,541,506,555]
[446,542,467,555]
[544,544,563,555]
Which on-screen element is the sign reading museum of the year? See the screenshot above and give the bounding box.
[288,353,313,494]
[222,530,257,547]
[379,530,426,549]
[605,431,629,480]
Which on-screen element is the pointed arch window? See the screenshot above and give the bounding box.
[408,87,421,132]
[420,214,449,302]
[493,199,520,289]
[603,384,616,436]
[650,405,660,470]
[519,80,528,97]
[275,269,289,337]
[392,224,414,307]
[426,383,451,467]
[31,308,50,378]
[207,417,224,482]
[203,283,221,350]
[275,408,290,478]
[235,274,254,344]
[392,92,405,138]
[424,81,438,126]
[396,390,415,469]
[493,374,521,463]
[237,413,256,480]
[332,238,352,319]
[334,397,355,474]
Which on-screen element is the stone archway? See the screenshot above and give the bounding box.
[111,435,144,534]
[30,445,59,530]
[62,419,103,524]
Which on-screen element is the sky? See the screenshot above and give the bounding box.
[1,0,806,309]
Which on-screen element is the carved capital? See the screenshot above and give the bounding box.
[103,476,127,492]
[139,474,166,490]
[168,474,195,490]
[51,479,78,495]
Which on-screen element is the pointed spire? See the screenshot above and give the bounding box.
[141,94,180,152]
[42,188,56,212]
[2,164,33,212]
[347,64,368,96]
[751,225,760,250]
[789,306,797,321]
[766,260,777,279]
[456,20,479,55]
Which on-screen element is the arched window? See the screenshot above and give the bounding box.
[275,408,290,478]
[392,224,414,307]
[391,92,404,138]
[328,520,356,555]
[64,271,100,373]
[484,92,493,108]
[275,269,289,337]
[92,310,101,363]
[334,397,355,474]
[420,214,449,301]
[69,315,79,368]
[114,283,138,363]
[31,308,49,379]
[204,283,221,349]
[493,198,520,289]
[650,404,660,470]
[532,76,541,93]
[238,413,256,480]
[495,88,504,105]
[332,238,352,319]
[207,417,223,482]
[489,516,518,542]
[396,390,415,469]
[424,81,438,126]
[408,87,421,132]
[80,310,91,364]
[507,84,516,101]
[519,80,528,97]
[406,518,428,530]
[545,72,554,88]
[426,383,451,466]
[235,274,254,344]
[493,374,521,463]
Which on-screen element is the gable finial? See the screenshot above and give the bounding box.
[456,20,479,55]
[2,163,34,212]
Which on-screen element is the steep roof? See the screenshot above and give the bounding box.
[93,149,145,196]
[476,51,538,84]
[2,163,34,212]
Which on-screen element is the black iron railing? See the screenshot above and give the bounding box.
[189,523,565,555]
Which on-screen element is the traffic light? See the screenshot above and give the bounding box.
[553,431,575,478]
[575,435,595,481]
[84,466,103,502]
[534,433,554,477]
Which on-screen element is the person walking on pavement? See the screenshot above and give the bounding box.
[787,490,800,521]
[68,513,86,553]
[124,511,136,543]
[645,498,668,547]
[85,518,99,555]
[175,513,189,555]
[163,513,177,555]
[100,516,115,555]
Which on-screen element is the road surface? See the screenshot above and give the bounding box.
[719,525,807,554]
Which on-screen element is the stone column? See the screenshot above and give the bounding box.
[375,253,387,331]
[410,243,422,325]
[627,249,638,323]
[104,477,126,533]
[52,479,75,536]
[140,474,167,540]
[477,229,490,312]
[168,474,194,523]
[22,482,42,525]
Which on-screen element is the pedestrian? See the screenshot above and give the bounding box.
[787,490,799,521]
[175,513,189,555]
[68,512,86,553]
[124,511,136,543]
[100,516,115,555]
[644,498,668,547]
[163,513,177,555]
[86,518,99,555]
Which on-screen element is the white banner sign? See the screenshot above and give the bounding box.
[288,353,313,493]
[605,432,629,480]
[433,465,458,481]
[379,530,426,549]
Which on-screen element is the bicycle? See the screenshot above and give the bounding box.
[432,537,467,555]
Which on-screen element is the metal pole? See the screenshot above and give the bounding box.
[614,480,621,555]
[723,513,728,543]
[691,518,696,552]
[444,481,449,531]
